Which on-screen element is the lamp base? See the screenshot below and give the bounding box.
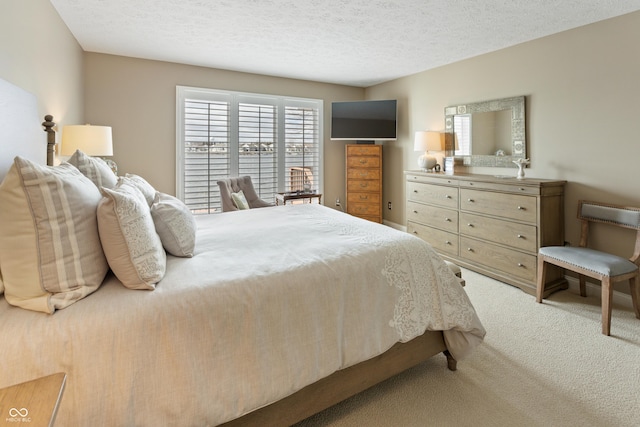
[417,154,437,171]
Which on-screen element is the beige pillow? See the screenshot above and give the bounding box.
[150,192,196,257]
[68,149,118,189]
[231,190,250,210]
[124,173,156,206]
[0,157,108,313]
[97,179,166,290]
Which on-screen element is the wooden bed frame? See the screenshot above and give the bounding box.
[41,115,456,426]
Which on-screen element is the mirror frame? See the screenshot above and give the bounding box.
[444,95,526,167]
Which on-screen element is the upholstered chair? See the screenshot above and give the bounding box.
[217,176,274,212]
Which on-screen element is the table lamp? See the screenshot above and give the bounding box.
[414,131,442,171]
[61,124,117,174]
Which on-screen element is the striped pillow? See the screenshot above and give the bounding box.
[0,157,108,313]
[68,149,118,189]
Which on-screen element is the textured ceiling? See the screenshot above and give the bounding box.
[50,0,640,87]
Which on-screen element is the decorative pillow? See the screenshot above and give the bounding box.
[231,190,250,210]
[150,192,196,257]
[124,173,156,206]
[97,178,166,290]
[68,149,118,189]
[0,157,108,313]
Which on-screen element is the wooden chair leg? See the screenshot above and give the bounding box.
[579,275,587,297]
[536,256,547,303]
[630,276,640,319]
[601,278,613,336]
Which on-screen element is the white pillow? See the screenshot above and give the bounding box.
[231,190,250,210]
[150,192,196,257]
[0,157,108,313]
[124,173,156,206]
[68,149,118,189]
[97,178,166,290]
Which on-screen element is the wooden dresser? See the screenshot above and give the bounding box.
[346,144,382,223]
[405,171,567,296]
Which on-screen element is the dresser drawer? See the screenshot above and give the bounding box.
[408,222,458,256]
[347,156,380,168]
[407,201,458,233]
[459,180,540,195]
[348,192,380,204]
[347,145,381,157]
[407,181,458,209]
[460,237,536,282]
[406,174,459,187]
[460,188,536,223]
[348,179,381,192]
[347,203,380,217]
[459,212,537,253]
[347,168,381,180]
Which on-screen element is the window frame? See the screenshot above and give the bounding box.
[176,86,323,212]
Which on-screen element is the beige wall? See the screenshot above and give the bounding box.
[0,0,84,127]
[367,11,640,276]
[84,53,363,204]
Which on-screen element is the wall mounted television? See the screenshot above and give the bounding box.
[330,99,397,142]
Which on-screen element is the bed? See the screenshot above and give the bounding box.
[0,80,485,426]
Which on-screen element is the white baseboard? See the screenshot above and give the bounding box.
[564,275,634,310]
[383,220,405,232]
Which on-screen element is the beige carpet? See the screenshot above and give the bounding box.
[295,269,640,427]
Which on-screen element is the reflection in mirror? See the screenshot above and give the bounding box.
[445,96,526,168]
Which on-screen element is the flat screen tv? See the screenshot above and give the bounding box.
[331,99,397,142]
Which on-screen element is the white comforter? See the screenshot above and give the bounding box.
[0,204,484,426]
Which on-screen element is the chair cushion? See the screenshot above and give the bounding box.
[539,246,638,277]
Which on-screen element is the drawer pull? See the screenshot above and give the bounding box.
[445,195,452,199]
[517,263,524,267]
[413,190,419,193]
[359,159,368,165]
[467,223,474,227]
[359,183,368,188]
[517,234,524,239]
[445,240,451,245]
[359,172,368,177]
[467,198,474,202]
[413,210,418,214]
[413,231,419,235]
[467,248,474,252]
[519,187,525,191]
[360,195,369,200]
[517,206,525,210]
[445,218,451,222]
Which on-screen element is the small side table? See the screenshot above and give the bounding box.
[275,192,322,206]
[0,372,67,427]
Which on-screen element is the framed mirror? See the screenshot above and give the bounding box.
[444,96,526,167]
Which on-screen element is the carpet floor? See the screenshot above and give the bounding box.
[295,269,640,427]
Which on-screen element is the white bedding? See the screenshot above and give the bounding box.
[0,204,484,426]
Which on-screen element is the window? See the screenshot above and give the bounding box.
[453,114,471,156]
[176,87,323,213]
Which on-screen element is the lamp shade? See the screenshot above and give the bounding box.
[61,125,113,156]
[414,131,443,152]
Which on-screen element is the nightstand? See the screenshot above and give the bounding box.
[275,192,322,205]
[0,373,66,427]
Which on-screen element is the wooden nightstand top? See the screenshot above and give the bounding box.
[0,373,66,427]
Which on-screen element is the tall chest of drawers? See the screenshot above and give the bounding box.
[406,171,567,296]
[346,144,382,223]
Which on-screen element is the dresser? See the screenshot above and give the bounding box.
[346,144,382,223]
[405,171,567,296]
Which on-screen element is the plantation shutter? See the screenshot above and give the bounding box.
[238,102,278,201]
[183,99,230,214]
[453,114,471,156]
[285,106,319,193]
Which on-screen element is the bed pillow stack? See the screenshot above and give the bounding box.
[0,157,109,313]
